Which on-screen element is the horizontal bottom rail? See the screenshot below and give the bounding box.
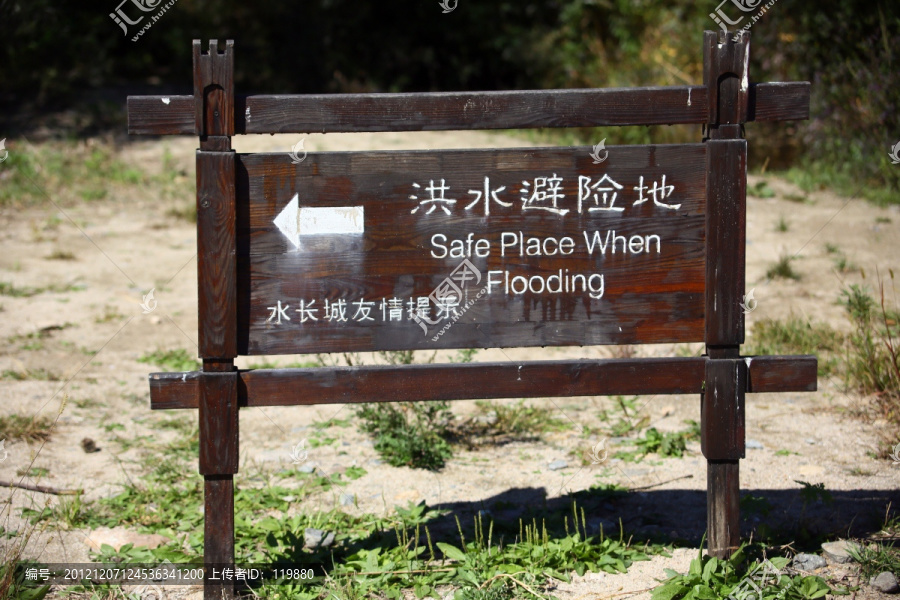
[149,355,816,410]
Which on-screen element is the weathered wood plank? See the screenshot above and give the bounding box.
[702,358,747,460]
[751,82,810,122]
[745,354,817,392]
[148,354,817,410]
[197,151,237,358]
[199,372,239,474]
[241,87,706,133]
[704,139,747,346]
[707,461,740,559]
[238,144,708,354]
[127,95,195,135]
[126,83,808,136]
[204,476,235,599]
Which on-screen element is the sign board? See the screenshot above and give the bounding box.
[240,145,707,353]
[130,33,816,600]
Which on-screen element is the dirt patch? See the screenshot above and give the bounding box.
[1,130,898,598]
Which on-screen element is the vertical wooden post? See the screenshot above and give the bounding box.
[194,39,238,600]
[702,30,749,559]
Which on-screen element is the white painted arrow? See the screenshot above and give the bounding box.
[273,193,365,249]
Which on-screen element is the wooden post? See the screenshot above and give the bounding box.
[194,39,238,600]
[702,29,749,559]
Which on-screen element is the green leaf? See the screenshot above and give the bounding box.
[436,542,467,562]
[650,582,689,600]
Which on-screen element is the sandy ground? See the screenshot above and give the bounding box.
[1,129,899,599]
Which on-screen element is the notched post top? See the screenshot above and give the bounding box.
[703,30,749,139]
[193,39,235,140]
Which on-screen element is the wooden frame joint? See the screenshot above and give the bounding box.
[702,358,747,460]
[193,39,235,139]
[199,371,239,475]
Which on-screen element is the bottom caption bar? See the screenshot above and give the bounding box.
[27,563,328,586]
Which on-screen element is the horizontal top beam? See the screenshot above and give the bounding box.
[128,82,809,136]
[149,355,817,410]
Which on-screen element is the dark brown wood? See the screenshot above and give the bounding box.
[707,461,740,558]
[127,83,810,136]
[193,39,234,138]
[703,30,749,138]
[702,30,749,560]
[127,95,195,136]
[147,354,818,410]
[704,139,747,346]
[238,145,708,354]
[204,476,235,600]
[199,371,239,474]
[197,151,237,358]
[749,82,810,122]
[746,354,817,392]
[702,358,746,460]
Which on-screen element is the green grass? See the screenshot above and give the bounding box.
[0,413,55,442]
[613,422,699,462]
[745,316,843,376]
[137,348,199,372]
[766,254,801,281]
[453,400,571,447]
[355,401,454,470]
[782,162,899,207]
[651,546,835,600]
[0,282,40,298]
[1,368,60,381]
[0,142,145,208]
[749,180,776,199]
[850,542,900,582]
[776,216,790,232]
[840,283,900,424]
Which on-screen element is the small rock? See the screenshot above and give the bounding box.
[81,438,100,453]
[870,572,899,594]
[368,458,382,466]
[303,528,335,549]
[548,460,568,471]
[339,493,355,506]
[821,540,861,564]
[660,405,675,417]
[793,553,826,571]
[85,527,169,552]
[298,464,316,474]
[804,438,816,445]
[745,439,764,450]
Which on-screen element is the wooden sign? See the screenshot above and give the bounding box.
[130,34,816,600]
[240,145,707,354]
